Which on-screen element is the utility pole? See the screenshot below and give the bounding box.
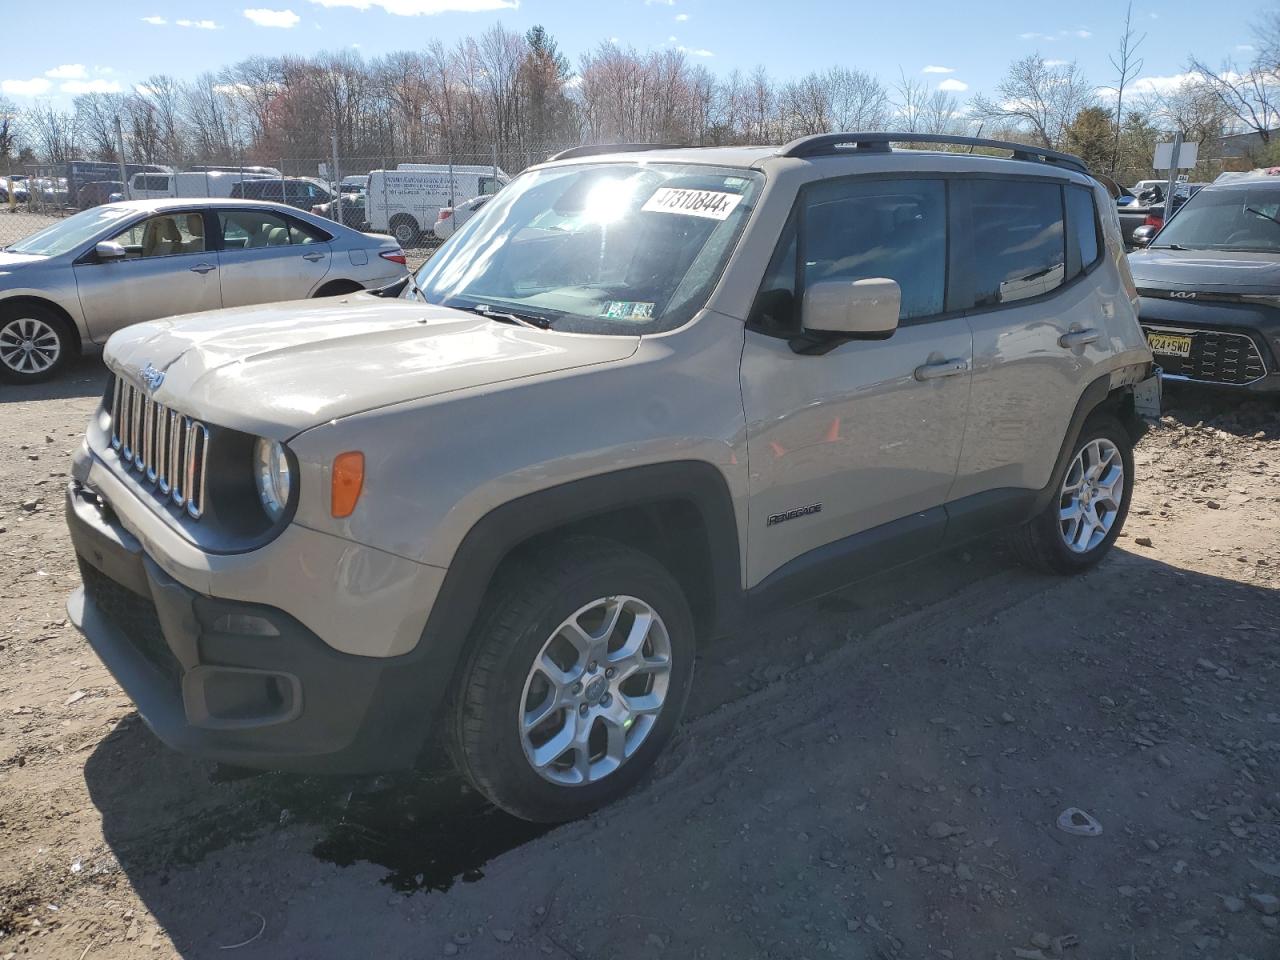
[114,117,128,196]
[1163,131,1182,223]
[331,130,342,226]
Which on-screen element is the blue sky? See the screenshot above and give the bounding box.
[0,0,1262,105]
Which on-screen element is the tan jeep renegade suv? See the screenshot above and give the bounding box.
[66,134,1156,822]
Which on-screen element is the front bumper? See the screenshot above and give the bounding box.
[66,482,446,773]
[1137,295,1280,392]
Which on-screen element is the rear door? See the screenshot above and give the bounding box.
[740,176,973,587]
[73,209,220,341]
[215,208,332,307]
[949,178,1111,502]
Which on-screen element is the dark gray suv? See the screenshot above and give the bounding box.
[1129,177,1280,392]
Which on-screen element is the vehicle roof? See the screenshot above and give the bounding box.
[95,197,327,214]
[1202,178,1280,191]
[538,144,1094,183]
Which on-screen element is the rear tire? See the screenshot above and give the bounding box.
[389,215,420,247]
[1010,414,1134,574]
[314,280,363,298]
[0,303,75,384]
[452,536,695,822]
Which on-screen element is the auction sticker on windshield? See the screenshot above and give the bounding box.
[600,301,655,321]
[642,187,743,221]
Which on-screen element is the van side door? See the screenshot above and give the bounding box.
[948,178,1112,510]
[740,176,973,590]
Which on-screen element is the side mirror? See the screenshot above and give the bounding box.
[95,240,127,261]
[803,277,901,340]
[1130,225,1156,248]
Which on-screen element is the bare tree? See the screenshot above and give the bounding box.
[1186,53,1279,144]
[73,93,125,160]
[1106,1,1145,172]
[971,55,1096,149]
[25,104,81,164]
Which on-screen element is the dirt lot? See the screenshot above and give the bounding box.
[1,362,1278,960]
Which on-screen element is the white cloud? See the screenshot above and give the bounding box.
[1095,70,1246,100]
[674,12,688,20]
[307,0,518,13]
[244,7,300,27]
[61,78,123,94]
[1066,28,1092,39]
[140,15,166,24]
[1237,44,1256,52]
[921,65,955,74]
[644,0,675,4]
[937,78,968,92]
[678,46,713,57]
[1,78,52,96]
[176,18,219,28]
[1044,58,1070,67]
[1020,31,1050,40]
[45,64,87,79]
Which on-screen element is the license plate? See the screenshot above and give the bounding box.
[1146,332,1192,358]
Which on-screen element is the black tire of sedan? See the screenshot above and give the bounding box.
[0,303,74,384]
[452,537,695,822]
[1011,414,1134,574]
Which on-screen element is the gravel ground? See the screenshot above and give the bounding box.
[1,362,1278,960]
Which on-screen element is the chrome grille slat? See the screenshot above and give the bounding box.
[108,376,209,519]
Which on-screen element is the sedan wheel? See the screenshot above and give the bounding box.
[0,315,64,380]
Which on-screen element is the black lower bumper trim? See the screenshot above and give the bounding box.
[66,482,444,774]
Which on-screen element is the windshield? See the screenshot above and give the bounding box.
[6,205,136,257]
[409,162,763,335]
[1153,187,1280,252]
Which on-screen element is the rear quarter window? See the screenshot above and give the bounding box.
[968,180,1066,306]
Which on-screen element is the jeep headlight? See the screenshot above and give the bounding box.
[253,438,292,522]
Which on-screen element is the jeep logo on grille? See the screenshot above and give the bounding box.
[141,362,165,392]
[1169,291,1197,299]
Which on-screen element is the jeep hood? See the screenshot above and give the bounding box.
[1128,247,1280,293]
[104,295,639,437]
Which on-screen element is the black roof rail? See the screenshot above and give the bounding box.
[777,132,1089,175]
[547,143,686,162]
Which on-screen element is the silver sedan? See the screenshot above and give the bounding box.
[0,198,408,383]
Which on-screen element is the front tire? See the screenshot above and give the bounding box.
[452,537,695,822]
[1011,414,1134,574]
[0,304,74,384]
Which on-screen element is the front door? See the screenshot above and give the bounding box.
[215,209,332,308]
[73,210,221,342]
[740,177,972,587]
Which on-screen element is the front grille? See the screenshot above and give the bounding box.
[109,376,209,519]
[78,559,183,689]
[1142,325,1268,386]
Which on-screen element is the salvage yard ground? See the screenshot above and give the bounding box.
[1,364,1278,960]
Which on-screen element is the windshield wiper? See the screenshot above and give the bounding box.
[1152,243,1188,250]
[463,303,553,330]
[1245,206,1280,228]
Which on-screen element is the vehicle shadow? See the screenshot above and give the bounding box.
[80,543,1280,958]
[1,353,106,403]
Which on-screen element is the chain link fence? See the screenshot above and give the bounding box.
[0,137,579,267]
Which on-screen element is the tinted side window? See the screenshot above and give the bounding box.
[969,180,1065,306]
[803,178,947,321]
[1066,184,1101,275]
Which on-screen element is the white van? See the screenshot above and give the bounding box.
[126,170,274,201]
[365,164,509,244]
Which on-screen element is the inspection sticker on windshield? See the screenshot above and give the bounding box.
[600,301,655,321]
[642,187,743,221]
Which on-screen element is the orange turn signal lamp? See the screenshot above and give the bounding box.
[331,452,365,518]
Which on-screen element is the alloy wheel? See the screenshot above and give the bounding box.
[518,595,672,787]
[1058,437,1125,553]
[0,317,61,375]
